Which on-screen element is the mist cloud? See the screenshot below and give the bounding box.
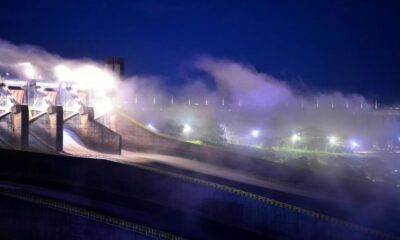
[0,39,397,150]
[194,57,294,110]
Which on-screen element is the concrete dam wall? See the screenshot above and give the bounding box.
[0,149,393,240]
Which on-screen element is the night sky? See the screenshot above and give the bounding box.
[1,0,399,103]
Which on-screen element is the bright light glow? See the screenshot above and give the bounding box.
[4,80,27,87]
[71,101,81,112]
[54,65,72,81]
[93,98,113,114]
[18,62,36,79]
[291,133,301,143]
[54,64,118,113]
[349,140,359,149]
[183,124,192,134]
[147,123,157,132]
[54,64,116,91]
[36,82,60,89]
[251,129,260,138]
[76,65,116,90]
[25,68,35,78]
[327,135,337,146]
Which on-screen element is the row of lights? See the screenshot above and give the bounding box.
[251,129,361,150]
[146,123,399,152]
[147,122,362,150]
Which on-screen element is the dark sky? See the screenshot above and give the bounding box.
[1,0,399,103]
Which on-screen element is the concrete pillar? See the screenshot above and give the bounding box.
[88,107,94,121]
[56,106,63,152]
[20,105,29,150]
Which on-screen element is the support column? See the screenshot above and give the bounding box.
[19,105,29,150]
[88,107,94,121]
[56,106,63,152]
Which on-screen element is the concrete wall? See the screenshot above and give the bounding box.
[29,106,63,152]
[0,105,28,150]
[64,109,121,154]
[98,112,196,154]
[0,149,393,240]
[0,113,18,149]
[0,193,166,240]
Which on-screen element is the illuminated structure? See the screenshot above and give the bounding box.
[0,74,121,154]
